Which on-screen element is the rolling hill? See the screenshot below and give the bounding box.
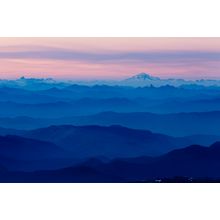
[11,124,220,157]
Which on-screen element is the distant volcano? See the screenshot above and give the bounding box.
[127,73,161,81]
[119,72,220,87]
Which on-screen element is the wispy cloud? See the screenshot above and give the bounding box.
[0,48,219,63]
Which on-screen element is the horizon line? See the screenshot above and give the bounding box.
[1,72,220,81]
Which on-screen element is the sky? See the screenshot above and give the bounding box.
[0,37,219,80]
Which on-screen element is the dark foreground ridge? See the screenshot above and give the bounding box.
[1,142,220,182]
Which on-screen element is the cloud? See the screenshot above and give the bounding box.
[0,47,219,64]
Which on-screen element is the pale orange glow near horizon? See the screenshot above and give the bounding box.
[0,37,219,80]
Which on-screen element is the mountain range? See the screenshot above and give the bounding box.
[1,111,220,136]
[2,96,220,118]
[0,73,220,182]
[2,73,220,89]
[0,124,216,159]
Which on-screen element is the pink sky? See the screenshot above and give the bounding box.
[0,37,219,80]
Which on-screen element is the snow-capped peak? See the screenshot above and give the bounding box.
[129,73,160,80]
